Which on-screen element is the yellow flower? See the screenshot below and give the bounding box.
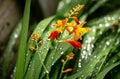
[37,40,43,45]
[61,59,65,63]
[66,52,75,60]
[28,46,36,51]
[68,4,84,17]
[30,32,40,41]
[66,21,89,40]
[53,18,68,33]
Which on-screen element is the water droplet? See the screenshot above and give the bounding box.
[105,23,110,27]
[78,62,81,68]
[85,40,88,43]
[94,55,96,58]
[51,56,54,59]
[14,34,18,38]
[47,48,49,51]
[81,75,84,78]
[115,38,120,45]
[61,51,64,55]
[26,53,29,56]
[91,44,94,48]
[60,48,62,50]
[88,37,92,43]
[52,63,54,66]
[99,31,102,35]
[112,60,115,63]
[92,28,96,32]
[82,45,86,49]
[112,17,115,20]
[99,24,103,27]
[107,17,111,20]
[90,64,93,67]
[14,67,16,73]
[96,67,99,70]
[106,41,110,45]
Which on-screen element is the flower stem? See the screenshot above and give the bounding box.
[59,59,68,79]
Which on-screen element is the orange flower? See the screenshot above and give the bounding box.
[29,46,36,51]
[66,52,75,60]
[37,40,43,45]
[49,30,59,40]
[61,59,65,63]
[63,68,73,73]
[66,21,89,40]
[30,32,40,41]
[60,40,82,49]
[53,18,68,33]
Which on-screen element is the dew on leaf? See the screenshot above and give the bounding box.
[99,31,102,35]
[81,75,84,78]
[92,28,96,32]
[78,62,81,68]
[106,41,110,46]
[105,23,110,27]
[99,24,103,27]
[51,56,54,59]
[94,55,97,58]
[60,51,64,55]
[14,34,18,38]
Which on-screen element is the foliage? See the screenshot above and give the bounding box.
[2,0,120,79]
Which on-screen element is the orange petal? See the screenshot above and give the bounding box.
[49,30,59,40]
[61,59,65,63]
[63,68,73,73]
[61,40,82,49]
[29,46,36,51]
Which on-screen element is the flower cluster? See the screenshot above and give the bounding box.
[49,4,89,49]
[29,32,42,51]
[68,4,84,17]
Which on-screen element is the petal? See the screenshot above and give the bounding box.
[61,40,82,49]
[63,68,73,73]
[74,18,80,24]
[49,30,59,40]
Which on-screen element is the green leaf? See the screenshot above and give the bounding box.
[65,9,120,79]
[65,46,113,79]
[96,62,120,79]
[39,30,74,79]
[2,21,21,79]
[24,16,54,79]
[15,0,31,78]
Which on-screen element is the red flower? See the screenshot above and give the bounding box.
[49,30,59,40]
[60,40,82,49]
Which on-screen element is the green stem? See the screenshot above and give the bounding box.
[36,41,49,77]
[15,0,31,79]
[59,59,68,79]
[97,32,119,73]
[37,49,49,74]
